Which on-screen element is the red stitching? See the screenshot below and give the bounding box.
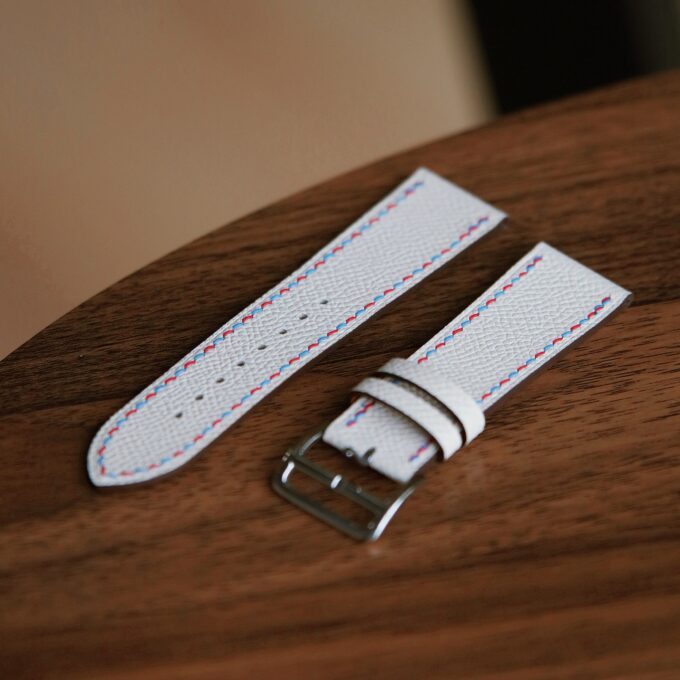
[478,296,612,402]
[346,401,376,426]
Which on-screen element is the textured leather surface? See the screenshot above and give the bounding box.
[88,168,506,486]
[324,243,631,483]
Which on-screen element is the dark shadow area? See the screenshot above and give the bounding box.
[467,0,680,112]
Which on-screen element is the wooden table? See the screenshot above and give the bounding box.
[1,71,679,679]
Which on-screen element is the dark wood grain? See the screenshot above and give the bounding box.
[1,71,680,679]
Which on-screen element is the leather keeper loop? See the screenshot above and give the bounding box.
[352,377,464,459]
[377,358,485,445]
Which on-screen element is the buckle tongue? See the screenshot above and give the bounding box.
[272,428,418,541]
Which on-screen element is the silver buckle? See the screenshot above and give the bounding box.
[271,427,419,541]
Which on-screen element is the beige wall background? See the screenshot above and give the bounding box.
[0,0,492,360]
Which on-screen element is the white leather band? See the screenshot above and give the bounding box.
[88,167,506,486]
[352,377,464,460]
[377,358,484,445]
[323,242,631,484]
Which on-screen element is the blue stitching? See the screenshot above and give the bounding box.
[476,296,613,404]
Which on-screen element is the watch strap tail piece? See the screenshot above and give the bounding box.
[274,243,631,540]
[88,168,506,486]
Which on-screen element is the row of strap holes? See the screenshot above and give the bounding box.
[175,301,329,419]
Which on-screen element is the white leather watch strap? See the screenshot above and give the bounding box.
[88,167,506,486]
[322,242,631,484]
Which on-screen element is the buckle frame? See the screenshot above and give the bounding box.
[272,427,419,541]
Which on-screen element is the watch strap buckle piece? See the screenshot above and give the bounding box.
[272,428,419,541]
